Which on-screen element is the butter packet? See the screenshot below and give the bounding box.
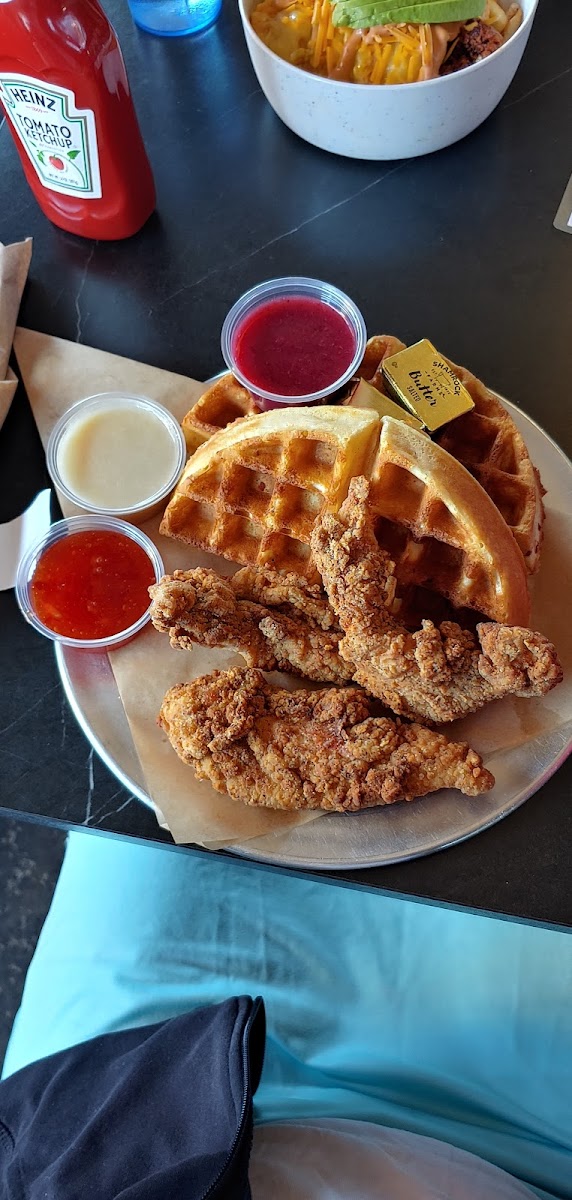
[345,377,424,430]
[381,338,474,432]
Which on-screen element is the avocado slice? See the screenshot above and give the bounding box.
[332,1,484,28]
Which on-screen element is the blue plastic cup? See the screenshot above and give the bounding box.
[127,0,222,36]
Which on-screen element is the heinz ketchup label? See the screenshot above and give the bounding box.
[0,74,102,198]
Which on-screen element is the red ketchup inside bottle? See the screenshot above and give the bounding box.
[232,296,357,406]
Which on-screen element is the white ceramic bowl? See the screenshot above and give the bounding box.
[238,0,539,160]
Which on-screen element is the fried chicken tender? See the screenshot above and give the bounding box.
[159,667,494,811]
[149,566,353,684]
[310,477,563,724]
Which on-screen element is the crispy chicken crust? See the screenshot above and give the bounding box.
[151,481,562,727]
[149,566,353,684]
[159,667,494,812]
[310,477,563,724]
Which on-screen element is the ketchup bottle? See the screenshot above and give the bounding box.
[0,0,156,241]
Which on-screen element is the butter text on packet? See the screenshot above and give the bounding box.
[381,339,474,432]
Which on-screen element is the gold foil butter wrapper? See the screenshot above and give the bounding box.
[381,339,474,432]
[345,378,424,430]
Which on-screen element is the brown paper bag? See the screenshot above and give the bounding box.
[0,239,32,429]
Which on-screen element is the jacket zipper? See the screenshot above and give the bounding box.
[199,997,263,1200]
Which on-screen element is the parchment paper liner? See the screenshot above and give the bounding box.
[14,327,572,849]
[0,239,32,429]
[14,328,316,846]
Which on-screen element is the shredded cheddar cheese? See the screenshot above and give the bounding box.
[250,0,522,84]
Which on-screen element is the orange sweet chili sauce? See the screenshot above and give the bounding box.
[30,530,155,641]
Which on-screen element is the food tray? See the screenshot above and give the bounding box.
[55,397,572,870]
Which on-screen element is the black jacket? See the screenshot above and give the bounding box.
[0,995,266,1199]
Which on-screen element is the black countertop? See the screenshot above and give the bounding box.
[1,0,571,928]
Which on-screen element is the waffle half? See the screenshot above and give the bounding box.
[161,406,530,626]
[356,335,545,573]
[369,416,529,625]
[161,406,381,578]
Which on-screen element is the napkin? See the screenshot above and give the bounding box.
[0,239,32,430]
[0,489,52,592]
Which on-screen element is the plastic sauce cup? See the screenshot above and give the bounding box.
[46,393,187,524]
[221,277,367,410]
[15,515,164,650]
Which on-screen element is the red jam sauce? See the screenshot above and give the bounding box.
[30,530,155,641]
[233,296,356,396]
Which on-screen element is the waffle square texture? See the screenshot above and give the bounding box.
[360,335,544,574]
[182,373,259,455]
[161,405,530,626]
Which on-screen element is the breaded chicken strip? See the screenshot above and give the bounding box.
[159,667,494,812]
[310,477,562,724]
[149,566,353,684]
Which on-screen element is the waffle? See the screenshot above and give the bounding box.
[161,406,381,578]
[161,406,530,626]
[182,373,260,454]
[368,416,530,626]
[355,336,545,573]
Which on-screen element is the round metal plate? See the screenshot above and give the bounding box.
[56,398,572,870]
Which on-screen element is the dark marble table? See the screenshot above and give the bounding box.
[1,0,571,928]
